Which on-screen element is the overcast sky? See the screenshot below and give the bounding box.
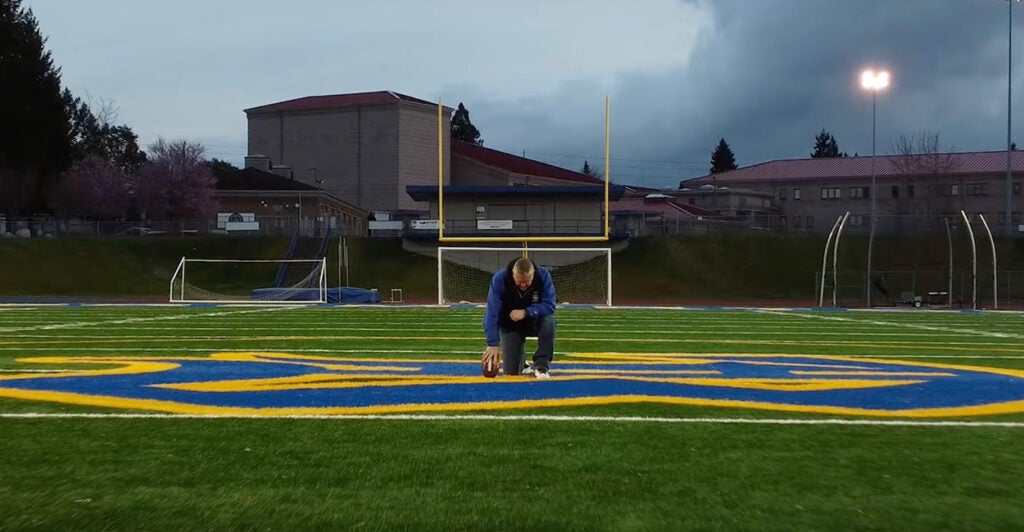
[23,0,1024,189]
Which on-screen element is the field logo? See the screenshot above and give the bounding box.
[2,352,1024,417]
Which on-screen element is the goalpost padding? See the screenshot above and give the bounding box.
[437,247,612,306]
[169,258,327,304]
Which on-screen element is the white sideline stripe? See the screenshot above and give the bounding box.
[1,412,1023,427]
[756,309,1024,340]
[0,306,298,334]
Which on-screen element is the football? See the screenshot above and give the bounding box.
[482,357,500,378]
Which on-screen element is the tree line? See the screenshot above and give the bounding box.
[0,0,218,221]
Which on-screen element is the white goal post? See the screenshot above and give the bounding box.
[169,257,327,304]
[437,247,612,306]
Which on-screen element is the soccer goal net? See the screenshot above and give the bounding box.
[437,247,612,306]
[169,257,327,304]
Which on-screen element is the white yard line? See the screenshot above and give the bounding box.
[0,412,1021,427]
[756,309,1024,340]
[0,306,299,334]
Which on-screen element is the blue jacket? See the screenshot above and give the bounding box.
[482,259,556,346]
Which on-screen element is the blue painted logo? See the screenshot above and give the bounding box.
[2,352,1023,417]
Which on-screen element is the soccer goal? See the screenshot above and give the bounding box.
[437,247,612,306]
[169,257,327,304]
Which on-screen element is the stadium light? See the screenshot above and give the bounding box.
[861,69,890,307]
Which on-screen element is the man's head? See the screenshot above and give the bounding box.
[512,257,535,290]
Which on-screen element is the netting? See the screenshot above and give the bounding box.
[438,247,611,305]
[169,258,326,303]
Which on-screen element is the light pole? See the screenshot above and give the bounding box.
[861,69,890,307]
[1008,1,1021,236]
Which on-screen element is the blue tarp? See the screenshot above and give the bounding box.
[250,287,382,304]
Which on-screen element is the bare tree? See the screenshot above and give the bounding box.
[887,131,963,175]
[78,91,119,127]
[885,131,964,229]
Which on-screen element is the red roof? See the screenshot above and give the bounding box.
[245,91,436,114]
[452,140,604,185]
[688,151,1024,185]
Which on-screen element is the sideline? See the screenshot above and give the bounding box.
[1,412,1023,427]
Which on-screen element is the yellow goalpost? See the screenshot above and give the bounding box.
[436,97,612,243]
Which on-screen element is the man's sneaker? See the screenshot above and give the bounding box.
[534,368,550,380]
[521,364,535,377]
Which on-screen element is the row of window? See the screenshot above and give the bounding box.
[778,215,814,229]
[777,182,1023,201]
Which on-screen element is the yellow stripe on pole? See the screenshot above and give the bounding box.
[605,96,610,239]
[438,98,445,240]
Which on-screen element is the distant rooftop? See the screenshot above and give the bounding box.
[215,167,320,192]
[244,91,436,114]
[688,150,1024,184]
[453,140,605,185]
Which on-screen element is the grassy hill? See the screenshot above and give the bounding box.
[1,234,1022,305]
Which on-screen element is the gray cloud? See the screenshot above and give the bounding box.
[24,0,1024,190]
[475,0,1024,188]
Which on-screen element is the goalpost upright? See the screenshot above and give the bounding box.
[437,97,612,243]
[435,98,614,305]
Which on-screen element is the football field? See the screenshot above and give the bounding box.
[1,304,1023,530]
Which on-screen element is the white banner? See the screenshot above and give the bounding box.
[411,219,440,230]
[477,219,513,230]
[369,221,403,230]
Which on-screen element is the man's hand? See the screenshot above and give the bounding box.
[483,346,501,369]
[509,309,527,322]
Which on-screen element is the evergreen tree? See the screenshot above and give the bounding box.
[450,102,483,145]
[811,128,845,158]
[709,138,737,174]
[581,160,601,178]
[0,0,74,215]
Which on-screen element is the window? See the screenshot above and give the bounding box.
[966,183,989,196]
[778,188,787,201]
[849,215,866,227]
[805,215,814,228]
[820,187,841,200]
[793,215,802,228]
[779,216,787,228]
[937,184,959,197]
[907,185,915,198]
[1014,182,1021,197]
[793,188,801,200]
[951,184,959,196]
[849,186,869,199]
[891,185,899,199]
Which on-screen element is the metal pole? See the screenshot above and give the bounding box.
[1009,0,1015,237]
[979,214,998,309]
[343,237,350,286]
[833,212,851,307]
[944,217,953,308]
[866,91,878,306]
[819,214,844,307]
[961,210,977,310]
